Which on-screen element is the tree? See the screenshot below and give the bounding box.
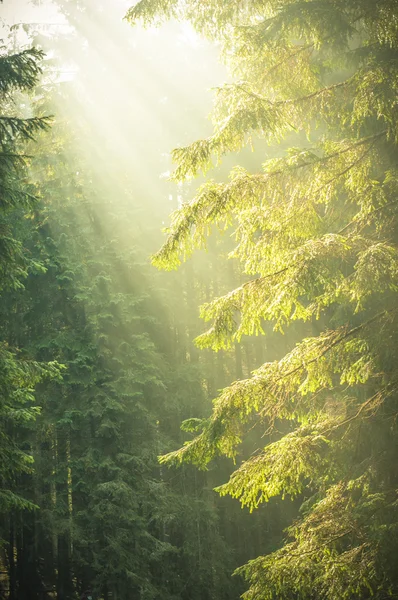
[0,46,62,600]
[127,1,398,598]
[0,46,58,509]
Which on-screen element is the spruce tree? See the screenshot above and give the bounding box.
[127,1,398,598]
[0,46,58,515]
[0,46,62,600]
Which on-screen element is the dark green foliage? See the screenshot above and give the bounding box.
[0,45,61,531]
[0,48,45,96]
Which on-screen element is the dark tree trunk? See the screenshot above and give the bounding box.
[7,520,16,600]
[55,431,74,600]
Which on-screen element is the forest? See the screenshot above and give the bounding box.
[0,0,398,599]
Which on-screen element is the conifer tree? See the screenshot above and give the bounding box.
[128,1,398,598]
[0,46,62,600]
[0,47,58,517]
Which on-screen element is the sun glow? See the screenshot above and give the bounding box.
[2,0,225,253]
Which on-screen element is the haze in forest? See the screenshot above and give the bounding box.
[1,1,398,600]
[2,0,225,242]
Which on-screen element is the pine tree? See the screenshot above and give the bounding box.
[0,46,59,514]
[128,1,398,598]
[0,46,62,600]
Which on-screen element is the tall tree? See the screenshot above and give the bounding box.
[0,46,61,599]
[128,1,398,599]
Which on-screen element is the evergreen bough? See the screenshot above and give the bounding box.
[127,1,398,598]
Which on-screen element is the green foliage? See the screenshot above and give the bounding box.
[131,0,398,598]
[0,48,45,95]
[237,475,397,600]
[0,46,62,522]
